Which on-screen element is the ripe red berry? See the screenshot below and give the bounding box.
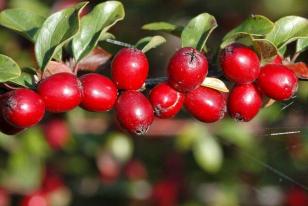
[115,91,154,135]
[149,83,184,118]
[228,83,263,121]
[168,47,208,93]
[37,73,82,113]
[111,48,149,90]
[220,43,260,84]
[271,55,283,64]
[0,114,24,135]
[185,87,226,123]
[80,73,117,112]
[42,118,70,150]
[1,89,45,128]
[257,64,298,101]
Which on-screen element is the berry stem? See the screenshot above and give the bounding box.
[291,52,300,63]
[106,39,134,48]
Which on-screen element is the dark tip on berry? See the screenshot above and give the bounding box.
[135,125,149,135]
[185,49,197,64]
[234,113,245,122]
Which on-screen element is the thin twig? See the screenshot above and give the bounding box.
[105,39,134,48]
[291,52,301,63]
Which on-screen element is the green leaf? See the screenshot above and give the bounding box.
[296,37,308,53]
[9,0,49,17]
[136,36,166,53]
[181,13,217,51]
[142,22,177,31]
[0,8,45,41]
[142,21,183,36]
[223,15,274,41]
[53,49,63,61]
[266,16,308,48]
[99,32,115,41]
[193,134,223,173]
[71,1,125,62]
[9,67,36,88]
[35,2,87,70]
[0,54,21,83]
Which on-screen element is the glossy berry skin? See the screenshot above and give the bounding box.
[228,84,263,122]
[115,91,154,135]
[271,55,283,64]
[111,48,149,90]
[184,87,226,123]
[80,73,117,112]
[149,83,184,118]
[37,73,82,113]
[257,64,298,101]
[1,89,45,128]
[0,114,24,135]
[220,43,260,84]
[168,47,208,93]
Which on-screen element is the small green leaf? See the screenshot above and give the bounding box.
[136,36,166,53]
[266,16,308,48]
[0,54,21,83]
[181,13,217,51]
[53,49,63,61]
[0,8,45,41]
[35,2,87,70]
[142,22,177,31]
[223,15,274,41]
[9,67,36,88]
[193,134,223,173]
[142,21,183,36]
[99,32,115,41]
[71,1,125,62]
[296,37,308,53]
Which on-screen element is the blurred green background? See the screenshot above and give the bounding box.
[0,0,308,205]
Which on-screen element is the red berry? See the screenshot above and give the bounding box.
[184,87,226,123]
[80,73,117,112]
[271,55,283,64]
[42,118,70,150]
[286,188,307,206]
[1,89,45,128]
[257,64,298,101]
[37,73,82,113]
[0,114,23,135]
[168,47,208,93]
[115,91,154,135]
[149,83,184,118]
[220,43,260,84]
[21,192,48,206]
[228,83,263,121]
[111,48,149,90]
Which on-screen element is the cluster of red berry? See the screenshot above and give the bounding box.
[0,43,298,136]
[222,43,298,121]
